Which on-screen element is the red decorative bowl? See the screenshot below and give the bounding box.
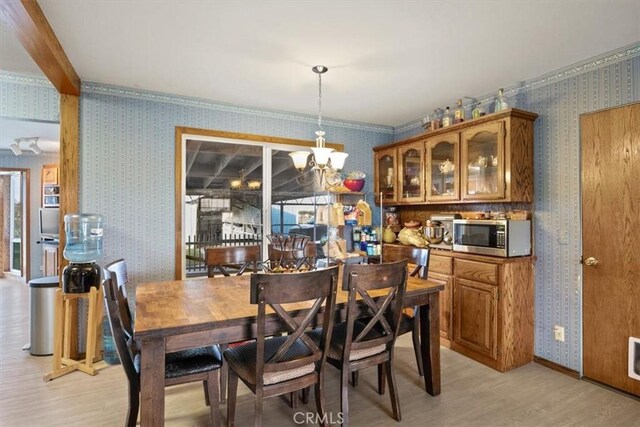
[343,178,365,192]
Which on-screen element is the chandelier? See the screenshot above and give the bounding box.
[229,168,261,190]
[289,66,348,188]
[10,137,42,155]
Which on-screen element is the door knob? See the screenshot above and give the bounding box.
[584,257,598,266]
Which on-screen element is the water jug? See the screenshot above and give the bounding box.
[63,214,104,263]
[102,315,120,365]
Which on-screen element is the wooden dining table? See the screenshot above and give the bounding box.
[134,271,444,426]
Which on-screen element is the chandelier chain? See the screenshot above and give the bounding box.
[317,71,322,130]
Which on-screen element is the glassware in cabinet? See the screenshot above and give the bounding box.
[425,132,460,202]
[374,147,397,203]
[461,121,505,200]
[398,141,424,202]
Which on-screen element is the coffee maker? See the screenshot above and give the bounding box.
[428,213,461,251]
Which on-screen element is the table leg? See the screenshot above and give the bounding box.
[419,293,441,396]
[140,337,165,426]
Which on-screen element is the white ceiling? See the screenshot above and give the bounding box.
[0,117,60,154]
[2,1,640,126]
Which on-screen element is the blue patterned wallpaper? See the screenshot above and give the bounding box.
[0,73,59,122]
[394,44,640,372]
[79,86,393,285]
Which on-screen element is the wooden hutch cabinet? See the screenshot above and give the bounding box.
[374,147,398,204]
[374,109,537,205]
[451,255,534,372]
[375,108,537,372]
[398,141,424,203]
[384,244,534,372]
[425,131,460,202]
[427,253,454,340]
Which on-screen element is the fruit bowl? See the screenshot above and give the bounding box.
[343,178,365,192]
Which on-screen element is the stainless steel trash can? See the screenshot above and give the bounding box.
[29,276,59,356]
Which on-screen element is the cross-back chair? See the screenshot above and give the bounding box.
[103,277,222,427]
[224,266,340,427]
[309,260,408,426]
[206,245,261,277]
[267,240,317,272]
[379,245,430,389]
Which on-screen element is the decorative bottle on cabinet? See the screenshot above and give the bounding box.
[442,106,452,127]
[494,88,509,112]
[472,102,483,119]
[454,99,465,123]
[431,108,443,130]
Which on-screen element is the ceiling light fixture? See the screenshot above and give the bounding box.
[28,138,42,154]
[9,142,22,155]
[229,168,261,191]
[9,137,42,156]
[289,66,348,188]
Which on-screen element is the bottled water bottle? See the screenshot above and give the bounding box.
[63,214,104,263]
[102,315,120,365]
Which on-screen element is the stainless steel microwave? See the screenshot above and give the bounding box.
[452,219,531,257]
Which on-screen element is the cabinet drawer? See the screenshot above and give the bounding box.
[429,254,453,275]
[454,259,498,284]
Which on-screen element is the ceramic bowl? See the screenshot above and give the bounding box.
[343,178,365,192]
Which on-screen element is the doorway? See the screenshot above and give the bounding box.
[0,169,30,281]
[581,102,640,397]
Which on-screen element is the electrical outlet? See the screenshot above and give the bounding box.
[554,325,565,342]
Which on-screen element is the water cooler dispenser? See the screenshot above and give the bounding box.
[60,213,117,364]
[62,214,103,293]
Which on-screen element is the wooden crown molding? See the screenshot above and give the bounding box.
[0,0,81,96]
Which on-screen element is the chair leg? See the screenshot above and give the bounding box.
[220,344,229,403]
[255,389,263,427]
[206,371,222,427]
[127,383,139,427]
[315,379,328,427]
[412,311,424,376]
[351,371,359,387]
[290,391,299,409]
[377,364,386,395]
[302,386,310,404]
[340,368,350,427]
[385,361,401,422]
[227,369,239,427]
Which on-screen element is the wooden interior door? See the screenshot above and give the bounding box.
[582,102,640,396]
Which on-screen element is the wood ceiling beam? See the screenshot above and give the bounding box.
[0,0,81,96]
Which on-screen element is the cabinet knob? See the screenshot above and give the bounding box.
[584,256,598,266]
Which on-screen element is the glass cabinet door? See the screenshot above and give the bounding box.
[461,121,505,200]
[375,148,397,203]
[426,133,459,201]
[398,142,424,202]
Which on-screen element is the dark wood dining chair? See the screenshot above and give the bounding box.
[206,245,261,277]
[103,277,223,427]
[224,266,340,427]
[267,240,317,272]
[308,260,408,426]
[105,259,134,339]
[379,245,430,389]
[205,245,261,401]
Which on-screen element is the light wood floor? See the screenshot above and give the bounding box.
[1,275,639,426]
